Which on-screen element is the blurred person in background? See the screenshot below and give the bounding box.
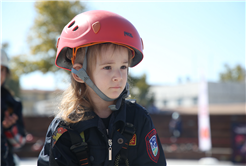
[1,125,9,166]
[147,99,160,114]
[169,112,182,139]
[1,49,26,166]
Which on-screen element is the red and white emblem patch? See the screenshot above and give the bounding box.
[145,129,160,163]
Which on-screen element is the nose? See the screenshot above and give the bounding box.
[113,69,122,82]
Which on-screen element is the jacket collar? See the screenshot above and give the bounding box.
[70,99,126,133]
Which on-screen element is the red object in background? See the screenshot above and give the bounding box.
[26,133,34,142]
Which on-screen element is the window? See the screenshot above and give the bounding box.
[163,100,168,107]
[193,97,198,105]
[177,98,183,106]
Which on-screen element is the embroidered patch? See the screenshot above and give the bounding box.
[145,129,159,163]
[129,134,137,146]
[52,127,67,147]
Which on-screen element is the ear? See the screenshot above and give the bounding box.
[72,63,85,83]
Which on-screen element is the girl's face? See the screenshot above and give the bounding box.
[1,66,7,86]
[90,46,129,99]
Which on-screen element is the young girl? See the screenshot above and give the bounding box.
[38,10,166,166]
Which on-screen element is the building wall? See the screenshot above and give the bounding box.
[20,89,63,116]
[150,82,245,110]
[208,82,245,104]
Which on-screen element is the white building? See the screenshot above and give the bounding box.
[149,82,245,114]
[20,89,62,116]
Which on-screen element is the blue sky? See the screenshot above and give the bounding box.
[1,1,245,90]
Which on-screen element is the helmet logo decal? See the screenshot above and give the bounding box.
[124,31,133,38]
[92,21,100,34]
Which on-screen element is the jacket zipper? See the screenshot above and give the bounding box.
[106,120,115,161]
[108,139,112,161]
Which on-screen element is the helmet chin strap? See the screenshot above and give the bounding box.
[71,47,129,111]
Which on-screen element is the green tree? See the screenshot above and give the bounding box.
[11,1,86,79]
[219,64,245,82]
[128,74,153,107]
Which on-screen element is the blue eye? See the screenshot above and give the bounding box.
[121,65,128,69]
[104,66,111,70]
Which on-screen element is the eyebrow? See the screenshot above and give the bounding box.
[99,60,129,66]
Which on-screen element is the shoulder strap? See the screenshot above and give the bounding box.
[50,124,90,166]
[115,124,135,166]
[115,100,136,166]
[68,129,91,166]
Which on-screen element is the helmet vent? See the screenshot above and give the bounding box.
[73,26,79,31]
[68,21,75,28]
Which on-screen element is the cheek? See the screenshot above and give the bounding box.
[92,71,108,86]
[123,70,128,78]
[122,72,128,82]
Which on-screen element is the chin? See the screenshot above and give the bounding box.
[108,94,121,99]
[106,92,122,99]
[105,89,124,99]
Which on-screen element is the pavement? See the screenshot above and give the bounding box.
[17,157,245,166]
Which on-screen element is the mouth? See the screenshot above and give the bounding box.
[110,86,121,89]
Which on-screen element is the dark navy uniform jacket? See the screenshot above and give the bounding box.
[38,100,166,166]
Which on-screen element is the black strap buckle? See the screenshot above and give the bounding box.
[70,142,88,154]
[123,123,135,137]
[70,142,90,166]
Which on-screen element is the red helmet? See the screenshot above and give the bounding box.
[55,10,144,71]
